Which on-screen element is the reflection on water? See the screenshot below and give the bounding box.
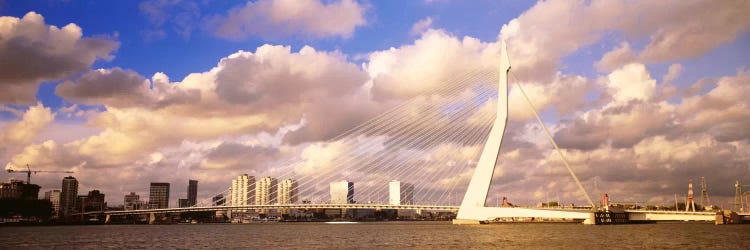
[0,222,747,249]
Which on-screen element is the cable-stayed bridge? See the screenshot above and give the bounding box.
[84,42,730,225]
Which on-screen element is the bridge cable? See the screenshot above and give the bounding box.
[510,71,596,209]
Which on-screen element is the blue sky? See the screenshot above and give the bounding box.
[3,1,530,83]
[1,0,749,207]
[1,0,539,114]
[2,0,748,112]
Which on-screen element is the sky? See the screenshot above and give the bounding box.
[1,0,749,208]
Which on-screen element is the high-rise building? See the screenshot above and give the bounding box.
[0,179,40,200]
[278,178,299,204]
[330,180,354,204]
[389,180,414,205]
[187,179,198,206]
[88,190,106,211]
[124,192,142,210]
[0,180,24,199]
[278,178,298,215]
[61,176,78,217]
[255,177,278,206]
[44,189,62,217]
[77,190,106,212]
[149,182,170,209]
[230,174,255,207]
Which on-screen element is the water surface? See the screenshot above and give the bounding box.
[1,222,748,249]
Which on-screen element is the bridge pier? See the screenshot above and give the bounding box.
[148,213,156,225]
[105,214,111,224]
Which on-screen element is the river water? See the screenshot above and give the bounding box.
[1,222,748,249]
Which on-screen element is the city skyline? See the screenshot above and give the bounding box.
[1,1,749,209]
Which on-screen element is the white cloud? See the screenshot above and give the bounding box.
[410,17,433,35]
[595,42,637,72]
[0,12,118,104]
[206,0,367,40]
[0,103,54,154]
[501,0,750,79]
[606,63,656,103]
[366,29,499,100]
[662,64,683,83]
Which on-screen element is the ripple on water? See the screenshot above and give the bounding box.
[0,222,748,249]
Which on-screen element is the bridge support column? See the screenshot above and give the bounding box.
[149,213,156,225]
[105,214,111,224]
[454,40,511,225]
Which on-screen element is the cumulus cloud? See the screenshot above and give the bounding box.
[606,63,657,103]
[410,17,433,35]
[206,0,367,40]
[6,44,378,181]
[676,70,750,142]
[595,42,637,72]
[56,68,200,109]
[4,1,750,207]
[0,103,54,155]
[0,12,118,104]
[366,29,499,100]
[502,0,750,79]
[662,64,683,84]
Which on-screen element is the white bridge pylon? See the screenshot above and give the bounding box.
[453,41,593,224]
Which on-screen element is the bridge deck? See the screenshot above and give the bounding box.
[86,204,459,216]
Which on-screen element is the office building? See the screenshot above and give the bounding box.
[256,177,277,214]
[389,181,415,205]
[230,174,255,207]
[277,178,299,204]
[77,190,106,212]
[0,179,40,200]
[330,180,354,204]
[87,190,106,210]
[278,178,298,215]
[255,177,278,205]
[149,182,170,209]
[61,176,78,216]
[187,179,198,206]
[124,192,143,210]
[44,189,62,217]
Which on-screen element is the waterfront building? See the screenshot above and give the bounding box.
[188,179,198,206]
[0,179,40,200]
[77,190,106,212]
[149,182,170,209]
[124,192,143,210]
[61,176,78,216]
[256,177,277,214]
[278,178,298,215]
[230,174,255,208]
[87,190,106,211]
[389,180,415,205]
[330,180,354,204]
[277,178,299,204]
[44,189,62,217]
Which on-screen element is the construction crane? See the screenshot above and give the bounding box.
[6,164,74,185]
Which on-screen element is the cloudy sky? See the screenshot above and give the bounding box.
[1,0,749,208]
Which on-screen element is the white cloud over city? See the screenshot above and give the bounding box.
[1,0,749,208]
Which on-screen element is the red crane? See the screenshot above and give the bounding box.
[6,164,74,184]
